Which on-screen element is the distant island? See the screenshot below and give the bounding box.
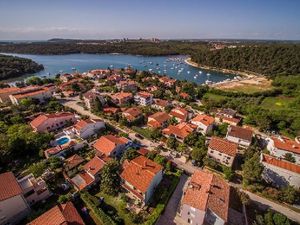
[0,54,44,80]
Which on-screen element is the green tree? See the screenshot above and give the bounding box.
[283,153,296,163]
[100,159,120,196]
[191,147,207,166]
[280,185,298,204]
[167,136,178,149]
[28,161,47,177]
[120,148,138,164]
[222,165,234,181]
[242,153,264,186]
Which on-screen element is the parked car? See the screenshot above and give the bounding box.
[135,133,144,140]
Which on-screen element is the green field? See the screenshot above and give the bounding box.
[261,96,296,111]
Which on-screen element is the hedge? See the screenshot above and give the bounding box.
[80,191,117,225]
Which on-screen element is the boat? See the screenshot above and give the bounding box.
[71,67,76,70]
[205,80,213,85]
[199,71,202,74]
[187,71,190,74]
[207,73,211,76]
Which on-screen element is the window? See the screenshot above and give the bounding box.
[188,212,190,215]
[188,218,191,224]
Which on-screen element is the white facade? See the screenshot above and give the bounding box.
[9,89,52,105]
[225,135,251,148]
[191,120,213,135]
[66,121,105,139]
[134,93,153,106]
[0,195,30,225]
[207,148,235,167]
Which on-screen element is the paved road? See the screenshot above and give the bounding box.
[156,174,189,225]
[60,96,300,223]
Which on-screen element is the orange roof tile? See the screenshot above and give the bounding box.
[122,107,142,121]
[120,156,163,193]
[271,136,300,154]
[29,201,85,225]
[112,92,133,100]
[74,119,94,130]
[30,112,74,130]
[137,91,153,98]
[262,154,300,174]
[191,114,215,126]
[0,87,20,94]
[182,170,229,221]
[0,172,22,201]
[153,98,170,107]
[162,122,195,139]
[209,137,238,157]
[93,135,128,156]
[169,107,188,121]
[148,112,170,126]
[83,156,106,176]
[227,125,253,142]
[65,154,84,169]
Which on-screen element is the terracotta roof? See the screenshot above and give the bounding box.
[162,122,195,139]
[93,135,128,156]
[153,98,170,107]
[221,116,241,124]
[227,125,253,142]
[103,107,120,114]
[169,107,188,121]
[83,156,106,176]
[0,87,20,94]
[89,69,110,75]
[12,87,50,99]
[138,148,150,156]
[111,92,133,100]
[271,136,300,154]
[122,107,142,121]
[120,156,163,193]
[218,108,237,117]
[182,170,230,222]
[74,119,94,130]
[191,114,215,127]
[261,154,300,174]
[136,91,153,99]
[148,112,170,126]
[65,154,84,170]
[0,172,22,201]
[29,201,85,225]
[209,137,238,157]
[180,92,190,99]
[30,112,74,130]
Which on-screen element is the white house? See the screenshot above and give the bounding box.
[0,172,31,225]
[9,86,52,105]
[169,107,191,123]
[267,136,300,164]
[208,137,238,167]
[261,153,300,188]
[134,91,153,106]
[120,155,163,204]
[191,114,215,135]
[179,170,230,225]
[225,125,253,148]
[64,119,105,139]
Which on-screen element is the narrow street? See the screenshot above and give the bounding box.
[60,96,300,224]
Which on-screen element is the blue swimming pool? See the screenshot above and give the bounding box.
[56,136,70,145]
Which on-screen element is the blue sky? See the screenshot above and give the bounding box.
[0,0,299,40]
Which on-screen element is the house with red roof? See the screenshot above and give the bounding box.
[179,170,230,225]
[86,69,110,79]
[261,153,300,188]
[103,107,121,115]
[215,108,241,126]
[64,119,105,139]
[0,172,30,225]
[64,154,85,176]
[191,114,215,135]
[120,155,163,204]
[162,122,196,142]
[147,111,170,128]
[122,107,143,122]
[134,91,153,106]
[60,73,74,82]
[111,92,133,105]
[151,98,172,111]
[30,112,76,133]
[225,125,253,147]
[169,107,191,123]
[116,80,137,92]
[267,136,300,164]
[93,135,130,157]
[29,201,84,225]
[9,86,52,105]
[0,86,20,103]
[71,155,109,191]
[159,76,176,87]
[83,89,106,110]
[208,137,238,167]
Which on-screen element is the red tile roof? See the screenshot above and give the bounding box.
[191,114,215,126]
[0,172,22,201]
[137,91,153,99]
[30,112,74,130]
[29,201,85,225]
[271,136,300,154]
[209,137,238,157]
[262,154,300,174]
[180,92,190,99]
[111,92,133,100]
[148,112,170,128]
[74,119,94,130]
[0,87,20,94]
[83,156,107,176]
[93,135,128,156]
[182,170,230,222]
[103,107,120,114]
[120,156,162,193]
[162,122,195,139]
[65,154,84,170]
[137,148,150,156]
[227,125,253,142]
[169,107,188,121]
[153,98,170,107]
[122,107,142,121]
[12,87,50,99]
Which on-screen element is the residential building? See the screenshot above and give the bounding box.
[107,74,122,83]
[169,107,191,123]
[64,119,105,139]
[103,107,121,115]
[134,91,153,106]
[93,135,129,157]
[162,122,196,142]
[0,87,20,103]
[17,173,51,206]
[191,114,215,135]
[120,155,163,204]
[217,108,237,118]
[71,155,109,191]
[111,92,133,105]
[44,139,85,159]
[83,90,106,110]
[64,154,84,176]
[267,136,300,164]
[9,86,52,105]
[152,98,171,111]
[122,107,142,122]
[180,92,191,100]
[29,201,85,225]
[159,76,176,87]
[225,125,253,147]
[179,170,230,225]
[208,137,238,167]
[147,111,170,128]
[86,69,110,79]
[0,172,30,225]
[30,112,76,133]
[260,153,300,188]
[60,73,73,82]
[215,108,240,126]
[116,80,137,92]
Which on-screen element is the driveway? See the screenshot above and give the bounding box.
[156,174,189,225]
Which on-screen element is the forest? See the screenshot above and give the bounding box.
[0,54,44,80]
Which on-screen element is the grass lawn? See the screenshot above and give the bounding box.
[203,93,227,102]
[260,96,295,111]
[132,126,153,139]
[225,84,273,94]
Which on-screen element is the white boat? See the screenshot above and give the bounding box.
[187,71,190,74]
[199,71,202,74]
[205,80,213,85]
[207,73,211,76]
